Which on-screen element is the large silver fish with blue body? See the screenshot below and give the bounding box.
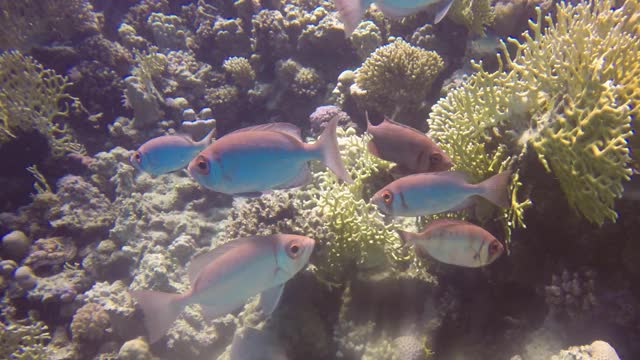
[371,170,512,217]
[130,128,216,176]
[335,0,455,36]
[130,234,315,344]
[187,116,352,195]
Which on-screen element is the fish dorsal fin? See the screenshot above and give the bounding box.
[433,0,455,24]
[187,238,256,284]
[230,122,302,141]
[423,218,468,233]
[430,170,471,182]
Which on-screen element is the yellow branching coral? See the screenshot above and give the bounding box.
[448,0,495,35]
[429,0,639,228]
[351,39,444,118]
[303,127,407,283]
[504,1,638,225]
[0,309,51,359]
[0,51,86,157]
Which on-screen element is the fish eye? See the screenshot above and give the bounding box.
[194,155,210,175]
[489,241,501,256]
[382,190,393,204]
[286,241,301,259]
[430,153,442,164]
[132,151,142,163]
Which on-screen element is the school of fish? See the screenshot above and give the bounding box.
[127,4,512,343]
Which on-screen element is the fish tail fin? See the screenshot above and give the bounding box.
[434,0,455,24]
[397,230,417,248]
[335,0,366,37]
[130,290,185,344]
[312,116,353,183]
[479,170,512,208]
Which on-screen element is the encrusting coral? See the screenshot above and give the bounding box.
[429,0,639,231]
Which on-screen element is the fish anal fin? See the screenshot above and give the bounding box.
[258,284,285,316]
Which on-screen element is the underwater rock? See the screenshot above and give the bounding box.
[23,237,77,273]
[70,302,111,343]
[1,230,31,261]
[26,269,92,305]
[544,269,598,321]
[82,239,134,281]
[119,337,154,360]
[14,265,38,290]
[308,105,354,137]
[48,175,115,236]
[76,34,133,76]
[84,280,139,340]
[550,340,620,360]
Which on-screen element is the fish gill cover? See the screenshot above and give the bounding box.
[0,0,638,359]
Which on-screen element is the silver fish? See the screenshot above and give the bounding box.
[130,234,315,344]
[130,128,216,176]
[187,117,352,195]
[366,116,452,174]
[398,219,504,267]
[371,170,511,217]
[335,0,455,36]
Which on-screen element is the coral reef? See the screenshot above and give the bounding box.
[550,340,620,360]
[0,51,87,157]
[351,39,444,121]
[70,302,111,343]
[448,0,496,35]
[429,0,639,231]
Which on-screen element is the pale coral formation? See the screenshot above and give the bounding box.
[223,57,256,90]
[350,21,383,60]
[351,39,444,119]
[70,302,111,343]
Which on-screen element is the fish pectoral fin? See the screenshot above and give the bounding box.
[275,166,312,190]
[257,284,285,317]
[200,300,246,321]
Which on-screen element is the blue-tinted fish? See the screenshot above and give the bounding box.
[398,219,504,267]
[130,234,315,344]
[335,0,455,36]
[371,170,511,217]
[130,128,217,176]
[187,117,352,195]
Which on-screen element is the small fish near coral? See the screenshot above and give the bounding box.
[335,0,455,36]
[398,219,504,267]
[366,115,452,174]
[371,170,511,217]
[187,116,353,195]
[130,234,315,344]
[130,128,217,176]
